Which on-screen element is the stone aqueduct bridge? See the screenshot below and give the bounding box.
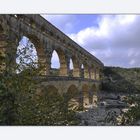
[0,15,104,108]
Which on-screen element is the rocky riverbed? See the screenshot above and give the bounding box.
[77,91,128,126]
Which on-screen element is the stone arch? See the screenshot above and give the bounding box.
[16,36,38,73]
[17,34,47,75]
[82,84,89,107]
[36,85,64,110]
[36,85,58,96]
[44,85,58,94]
[40,85,60,100]
[51,47,67,76]
[66,84,79,110]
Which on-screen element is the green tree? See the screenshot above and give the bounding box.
[0,43,80,125]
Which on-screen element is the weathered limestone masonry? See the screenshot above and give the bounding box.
[0,14,104,109]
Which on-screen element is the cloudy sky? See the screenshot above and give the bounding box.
[42,15,140,68]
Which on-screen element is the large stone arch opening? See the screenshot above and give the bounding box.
[82,84,89,108]
[16,34,47,75]
[51,48,67,76]
[66,85,79,110]
[50,50,60,76]
[16,36,38,73]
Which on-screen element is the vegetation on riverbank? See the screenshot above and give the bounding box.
[102,66,140,125]
[102,66,140,94]
[0,68,80,125]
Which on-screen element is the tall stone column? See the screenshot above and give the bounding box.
[37,53,47,75]
[45,52,51,76]
[59,62,68,76]
[93,67,97,80]
[84,65,90,79]
[96,68,100,80]
[80,63,84,78]
[93,94,98,107]
[89,90,93,104]
[59,54,68,76]
[83,90,90,108]
[73,58,80,77]
[65,55,70,76]
[91,67,96,80]
[89,67,92,79]
[79,90,84,110]
[73,66,80,77]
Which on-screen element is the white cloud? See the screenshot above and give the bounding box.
[68,15,140,68]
